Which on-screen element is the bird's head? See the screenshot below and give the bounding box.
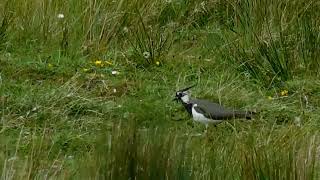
[174,91,190,103]
[173,84,196,103]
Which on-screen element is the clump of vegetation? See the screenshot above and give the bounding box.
[0,0,319,179]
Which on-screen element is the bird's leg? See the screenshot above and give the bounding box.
[204,124,208,134]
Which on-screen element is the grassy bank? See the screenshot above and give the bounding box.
[1,0,320,179]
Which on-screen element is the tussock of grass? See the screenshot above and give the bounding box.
[1,0,320,179]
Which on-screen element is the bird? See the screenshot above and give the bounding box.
[174,85,255,129]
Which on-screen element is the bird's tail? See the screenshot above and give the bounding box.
[234,110,256,120]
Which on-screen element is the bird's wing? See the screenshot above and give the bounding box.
[191,99,235,119]
[190,99,226,111]
[193,105,212,119]
[191,98,253,120]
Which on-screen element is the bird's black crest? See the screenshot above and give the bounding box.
[174,84,196,102]
[176,84,196,93]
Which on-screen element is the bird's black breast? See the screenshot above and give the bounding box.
[182,103,193,116]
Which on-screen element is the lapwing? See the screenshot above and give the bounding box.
[174,85,255,128]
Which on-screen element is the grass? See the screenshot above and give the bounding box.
[0,0,320,179]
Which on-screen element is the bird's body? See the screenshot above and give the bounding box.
[191,104,223,125]
[174,85,255,126]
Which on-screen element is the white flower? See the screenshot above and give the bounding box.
[113,88,117,93]
[111,70,119,75]
[143,51,151,59]
[57,13,65,19]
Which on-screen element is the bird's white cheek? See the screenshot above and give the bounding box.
[181,96,189,103]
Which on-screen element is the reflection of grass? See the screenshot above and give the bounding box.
[1,0,320,179]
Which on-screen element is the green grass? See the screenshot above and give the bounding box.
[1,0,320,179]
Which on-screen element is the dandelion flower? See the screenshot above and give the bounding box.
[267,96,273,100]
[143,51,151,59]
[83,68,89,72]
[94,60,103,67]
[280,90,288,97]
[57,13,65,19]
[111,70,119,75]
[48,63,53,68]
[155,61,160,66]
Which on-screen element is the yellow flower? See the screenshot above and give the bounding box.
[94,60,103,67]
[48,63,53,68]
[267,96,273,100]
[155,61,160,66]
[280,90,288,97]
[83,68,89,72]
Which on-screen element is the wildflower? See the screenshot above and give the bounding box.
[94,60,103,67]
[57,13,65,19]
[280,90,288,97]
[113,88,117,93]
[111,70,119,75]
[83,68,89,72]
[267,96,273,100]
[48,63,53,68]
[143,51,151,59]
[155,61,160,66]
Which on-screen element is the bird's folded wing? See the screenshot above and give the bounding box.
[195,105,240,120]
[193,105,210,118]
